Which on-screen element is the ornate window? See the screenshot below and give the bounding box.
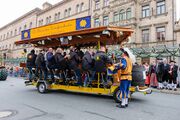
[58,12,60,20]
[156,26,165,41]
[68,8,71,16]
[64,9,68,17]
[80,2,84,12]
[94,18,100,27]
[24,24,27,30]
[95,0,100,10]
[103,0,109,7]
[29,22,33,28]
[157,0,166,15]
[142,5,150,18]
[142,29,150,43]
[54,13,58,21]
[14,29,17,36]
[126,8,131,19]
[113,12,119,22]
[76,4,80,13]
[103,16,109,26]
[119,9,126,20]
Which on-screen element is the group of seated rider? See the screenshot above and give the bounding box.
[26,46,117,86]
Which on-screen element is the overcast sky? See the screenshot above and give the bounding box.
[0,0,179,28]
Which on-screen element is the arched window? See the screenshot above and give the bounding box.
[19,27,22,34]
[119,9,126,21]
[80,3,84,12]
[49,16,51,23]
[4,34,6,39]
[126,8,131,19]
[10,31,13,37]
[113,12,119,22]
[54,13,58,21]
[14,29,17,36]
[64,9,68,17]
[58,12,60,20]
[24,24,27,30]
[41,19,43,25]
[76,4,80,13]
[29,22,33,28]
[68,8,71,16]
[7,32,9,39]
[46,17,49,24]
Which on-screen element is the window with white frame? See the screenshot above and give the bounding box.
[29,22,33,28]
[95,0,100,10]
[113,12,119,22]
[142,5,150,18]
[68,8,71,16]
[142,29,150,43]
[58,12,60,20]
[14,29,17,36]
[76,4,80,13]
[157,0,166,15]
[126,8,131,19]
[24,24,27,30]
[156,26,165,41]
[64,9,68,17]
[80,2,84,12]
[94,18,100,27]
[103,16,109,26]
[119,9,126,20]
[10,31,13,37]
[49,16,51,23]
[46,17,49,24]
[54,13,58,21]
[7,32,9,39]
[104,0,109,7]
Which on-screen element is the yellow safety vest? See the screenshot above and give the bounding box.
[120,56,132,81]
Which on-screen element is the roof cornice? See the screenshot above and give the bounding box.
[37,0,71,15]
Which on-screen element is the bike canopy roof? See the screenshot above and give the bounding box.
[15,17,133,48]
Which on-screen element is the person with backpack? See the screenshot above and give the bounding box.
[35,49,47,81]
[82,49,93,86]
[65,46,82,86]
[46,48,56,83]
[54,48,67,83]
[94,46,112,84]
[26,49,37,81]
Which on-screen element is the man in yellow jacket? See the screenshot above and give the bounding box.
[116,48,133,108]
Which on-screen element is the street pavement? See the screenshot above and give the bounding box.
[0,77,180,120]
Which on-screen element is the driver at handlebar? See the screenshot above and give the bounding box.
[116,48,133,108]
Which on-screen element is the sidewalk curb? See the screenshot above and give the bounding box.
[152,88,180,95]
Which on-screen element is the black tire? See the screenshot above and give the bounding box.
[0,68,8,81]
[113,87,121,103]
[131,65,145,87]
[37,82,48,93]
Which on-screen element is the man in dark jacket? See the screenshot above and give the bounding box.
[169,60,178,91]
[54,48,67,83]
[65,46,82,86]
[46,48,56,83]
[94,46,112,83]
[35,49,47,81]
[156,58,164,89]
[26,49,37,81]
[82,50,93,86]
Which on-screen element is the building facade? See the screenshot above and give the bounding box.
[0,0,177,63]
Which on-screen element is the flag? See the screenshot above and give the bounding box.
[21,29,31,40]
[76,16,91,30]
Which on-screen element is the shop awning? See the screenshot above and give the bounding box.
[130,45,180,58]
